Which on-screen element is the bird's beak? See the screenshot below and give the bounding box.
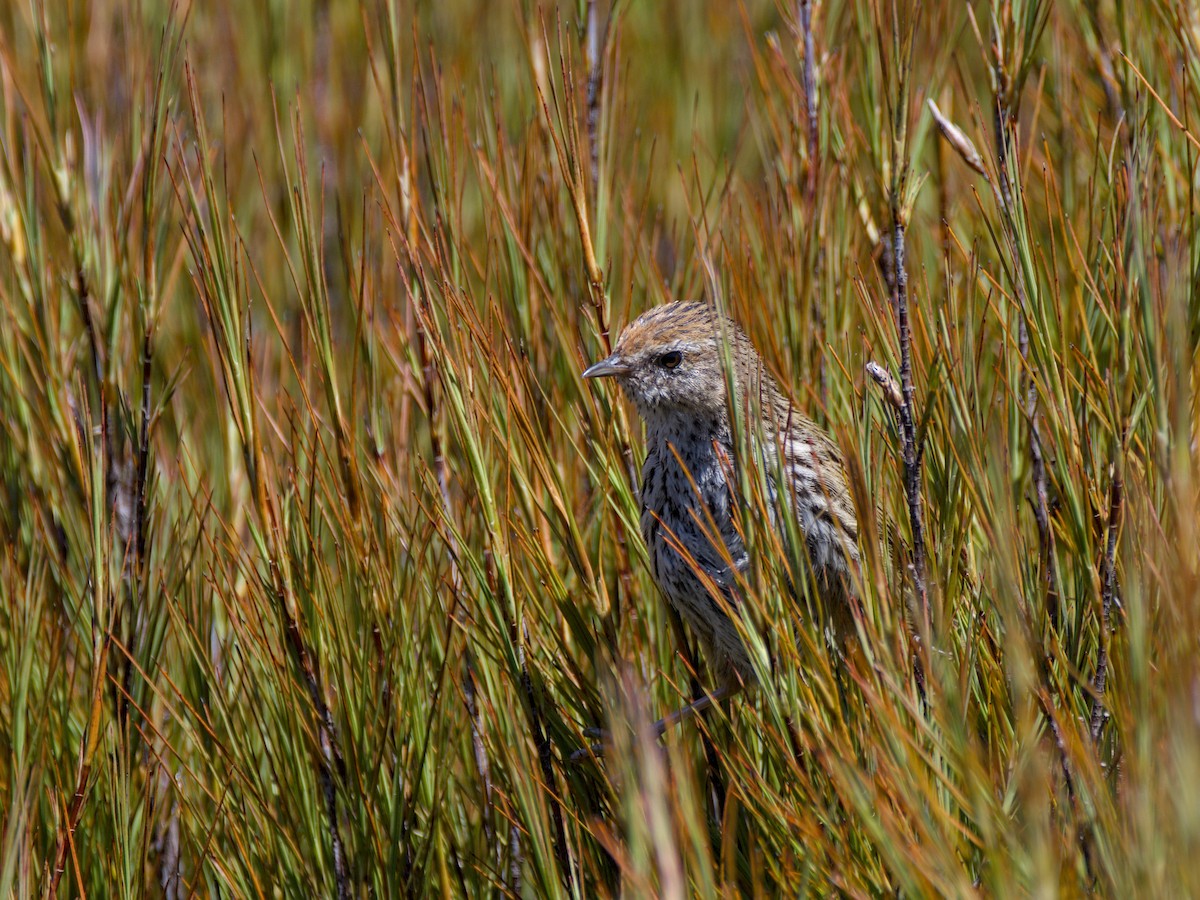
[582,355,631,379]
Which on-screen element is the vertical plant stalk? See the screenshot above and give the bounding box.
[967,11,1097,871]
[133,331,152,588]
[174,64,351,898]
[993,87,1061,628]
[579,6,646,621]
[51,126,115,495]
[116,327,156,737]
[1037,687,1096,881]
[517,633,575,896]
[406,45,580,891]
[414,292,576,892]
[977,1,1058,633]
[47,403,111,899]
[931,44,1094,870]
[798,0,819,202]
[536,14,610,350]
[880,2,931,668]
[1089,461,1122,743]
[584,0,610,198]
[413,302,504,881]
[891,216,931,649]
[272,107,364,528]
[1082,0,1124,121]
[258,234,354,900]
[931,55,1061,632]
[252,441,351,899]
[71,266,107,442]
[280,583,351,900]
[540,6,641,638]
[462,660,495,846]
[34,5,122,857]
[796,0,827,405]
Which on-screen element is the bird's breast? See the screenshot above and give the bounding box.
[638,438,746,605]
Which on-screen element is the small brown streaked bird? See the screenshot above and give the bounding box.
[578,301,860,757]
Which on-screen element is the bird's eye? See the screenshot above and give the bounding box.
[658,350,683,370]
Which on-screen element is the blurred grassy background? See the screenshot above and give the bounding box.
[1,0,1198,895]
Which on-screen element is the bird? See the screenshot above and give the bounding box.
[578,301,860,756]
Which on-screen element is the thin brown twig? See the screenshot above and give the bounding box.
[534,11,610,351]
[584,0,610,198]
[870,0,929,702]
[797,0,819,201]
[891,215,931,699]
[797,0,825,403]
[1089,461,1122,744]
[134,329,153,576]
[276,577,351,900]
[1036,686,1097,883]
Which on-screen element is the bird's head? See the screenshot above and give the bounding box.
[583,302,756,425]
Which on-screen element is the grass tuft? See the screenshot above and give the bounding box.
[1,0,1199,895]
